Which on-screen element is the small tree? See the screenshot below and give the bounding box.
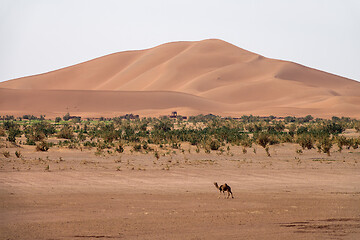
[256,133,270,148]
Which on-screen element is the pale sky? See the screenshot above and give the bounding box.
[0,0,359,82]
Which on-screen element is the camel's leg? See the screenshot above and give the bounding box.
[229,191,234,199]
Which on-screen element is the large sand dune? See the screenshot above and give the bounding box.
[1,39,359,118]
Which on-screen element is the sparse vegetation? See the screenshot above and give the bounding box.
[15,150,21,158]
[0,114,358,157]
[36,141,50,152]
[2,151,10,158]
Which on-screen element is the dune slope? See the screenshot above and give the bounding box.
[1,39,359,118]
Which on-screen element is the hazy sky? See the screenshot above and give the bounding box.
[1,0,359,82]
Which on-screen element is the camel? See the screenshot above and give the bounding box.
[214,182,234,199]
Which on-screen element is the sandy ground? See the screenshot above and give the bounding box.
[1,142,360,239]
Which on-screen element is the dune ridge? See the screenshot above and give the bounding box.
[1,39,359,118]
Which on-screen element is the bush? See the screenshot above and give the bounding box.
[256,133,270,148]
[209,140,220,150]
[335,136,349,152]
[7,127,21,143]
[2,151,10,158]
[116,144,124,153]
[15,151,21,158]
[36,141,50,151]
[297,134,314,150]
[0,127,5,136]
[317,136,333,156]
[133,144,141,152]
[57,125,74,139]
[83,141,96,148]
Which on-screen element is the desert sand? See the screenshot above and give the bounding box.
[1,39,360,118]
[1,139,360,239]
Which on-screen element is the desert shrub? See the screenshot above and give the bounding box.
[116,144,124,153]
[255,133,270,148]
[98,123,117,142]
[316,136,333,156]
[77,132,86,142]
[7,127,21,143]
[36,141,50,151]
[172,142,180,149]
[24,122,54,143]
[34,122,56,137]
[240,137,252,148]
[154,151,160,160]
[335,136,349,152]
[133,144,141,152]
[296,126,308,135]
[265,146,271,157]
[0,127,5,136]
[83,141,96,148]
[209,140,220,150]
[350,138,359,149]
[2,121,18,130]
[153,120,173,132]
[297,134,314,149]
[55,117,62,123]
[15,150,21,158]
[281,133,294,143]
[2,151,10,158]
[268,135,280,145]
[196,147,200,153]
[57,124,74,139]
[96,140,112,150]
[25,137,36,145]
[355,122,360,132]
[326,122,345,134]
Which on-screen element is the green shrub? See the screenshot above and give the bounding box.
[7,128,20,143]
[256,133,270,148]
[297,134,314,149]
[317,136,333,156]
[335,136,349,152]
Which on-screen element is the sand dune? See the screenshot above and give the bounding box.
[1,39,359,118]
